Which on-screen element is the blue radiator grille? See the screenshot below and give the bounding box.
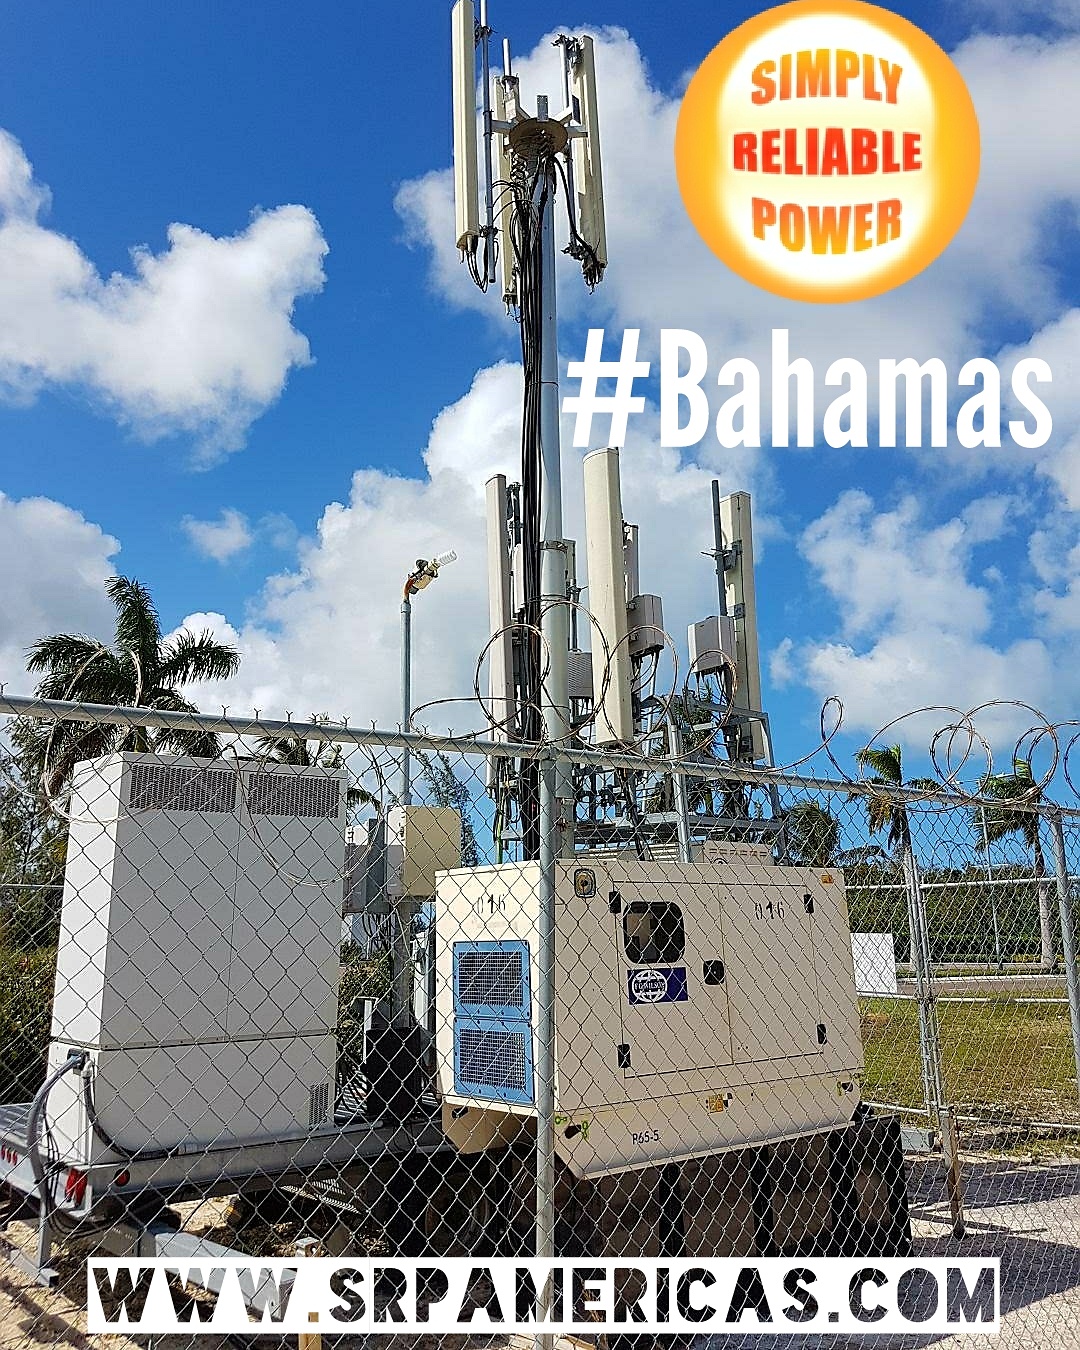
[452,941,533,1105]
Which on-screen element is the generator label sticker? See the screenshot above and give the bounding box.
[628,966,688,1005]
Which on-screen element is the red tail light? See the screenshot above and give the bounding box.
[64,1169,87,1207]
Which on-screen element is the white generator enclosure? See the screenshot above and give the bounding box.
[46,753,346,1165]
[436,858,864,1177]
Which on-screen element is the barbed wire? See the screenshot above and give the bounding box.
[3,601,1080,837]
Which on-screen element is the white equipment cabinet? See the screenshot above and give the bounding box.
[46,753,346,1163]
[436,857,864,1177]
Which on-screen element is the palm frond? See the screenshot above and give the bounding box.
[157,628,241,686]
[106,576,163,675]
[782,801,840,867]
[33,651,132,706]
[25,633,104,678]
[854,743,904,785]
[147,690,221,760]
[255,733,316,766]
[975,758,1043,850]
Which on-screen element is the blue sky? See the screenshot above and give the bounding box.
[1,0,1079,780]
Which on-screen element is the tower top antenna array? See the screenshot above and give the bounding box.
[450,0,608,300]
[450,0,609,858]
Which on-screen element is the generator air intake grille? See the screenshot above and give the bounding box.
[128,765,237,813]
[457,948,526,1011]
[246,773,339,819]
[457,1026,528,1095]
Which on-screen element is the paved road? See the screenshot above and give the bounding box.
[895,975,1067,997]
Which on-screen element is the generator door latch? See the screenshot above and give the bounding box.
[609,890,622,914]
[617,1043,631,1069]
[803,893,815,914]
[703,960,726,985]
[817,1023,828,1044]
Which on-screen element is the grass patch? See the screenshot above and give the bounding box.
[861,996,1080,1126]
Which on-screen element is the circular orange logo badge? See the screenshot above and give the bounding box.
[675,0,980,303]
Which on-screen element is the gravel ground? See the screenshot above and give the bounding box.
[2,1153,1079,1349]
[706,1153,1080,1350]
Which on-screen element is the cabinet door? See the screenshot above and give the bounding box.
[105,807,239,1046]
[718,876,824,1064]
[227,772,344,1039]
[607,862,734,1078]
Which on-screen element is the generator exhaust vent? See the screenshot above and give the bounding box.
[128,764,236,814]
[246,773,339,819]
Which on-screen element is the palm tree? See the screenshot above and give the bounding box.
[783,800,840,867]
[17,576,240,795]
[975,759,1055,973]
[853,744,938,859]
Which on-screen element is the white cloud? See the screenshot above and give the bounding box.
[779,490,1059,739]
[0,493,118,690]
[387,22,1080,748]
[965,0,1080,33]
[0,129,327,460]
[167,358,768,732]
[167,23,1080,738]
[8,20,1077,756]
[800,490,1012,641]
[181,509,254,563]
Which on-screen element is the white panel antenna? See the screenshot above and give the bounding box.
[569,36,608,272]
[583,447,634,744]
[718,491,767,760]
[494,78,518,306]
[451,0,480,252]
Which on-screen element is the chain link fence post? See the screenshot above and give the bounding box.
[905,837,965,1233]
[903,843,944,1121]
[1048,807,1080,1104]
[535,747,558,1350]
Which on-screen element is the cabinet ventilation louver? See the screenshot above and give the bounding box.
[308,1082,330,1127]
[246,773,339,819]
[128,765,237,814]
[457,948,526,1011]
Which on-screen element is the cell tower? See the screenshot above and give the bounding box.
[451,0,608,857]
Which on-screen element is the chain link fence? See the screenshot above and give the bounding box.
[0,694,1078,1346]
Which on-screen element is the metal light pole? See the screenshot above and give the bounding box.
[400,592,414,807]
[399,552,456,805]
[394,552,455,1027]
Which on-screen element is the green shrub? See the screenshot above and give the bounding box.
[0,945,56,1104]
[336,945,392,1088]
